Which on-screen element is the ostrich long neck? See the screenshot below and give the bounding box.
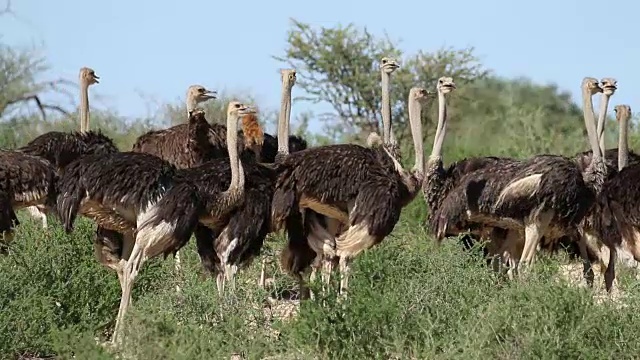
[79,82,90,133]
[277,82,292,156]
[582,89,605,193]
[431,92,448,161]
[582,90,600,160]
[186,95,197,115]
[220,112,245,211]
[408,95,424,177]
[618,113,629,170]
[422,91,449,228]
[381,70,392,144]
[597,94,612,152]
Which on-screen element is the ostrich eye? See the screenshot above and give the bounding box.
[382,59,387,64]
[234,103,241,109]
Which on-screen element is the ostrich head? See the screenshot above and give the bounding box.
[615,104,631,121]
[228,101,255,122]
[600,78,618,96]
[380,57,400,74]
[582,77,602,95]
[79,67,99,85]
[437,77,456,94]
[187,85,217,107]
[281,69,297,88]
[410,87,431,104]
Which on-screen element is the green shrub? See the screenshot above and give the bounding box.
[2,210,640,359]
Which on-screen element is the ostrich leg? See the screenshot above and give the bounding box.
[174,252,182,293]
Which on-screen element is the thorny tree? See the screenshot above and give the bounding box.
[275,19,490,143]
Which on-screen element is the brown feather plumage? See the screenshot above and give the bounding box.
[241,114,265,161]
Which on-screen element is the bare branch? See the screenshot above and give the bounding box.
[5,94,71,120]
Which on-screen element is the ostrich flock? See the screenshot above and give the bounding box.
[0,58,638,345]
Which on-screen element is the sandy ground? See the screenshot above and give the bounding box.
[556,262,628,306]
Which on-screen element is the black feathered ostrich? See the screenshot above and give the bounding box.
[131,84,220,164]
[273,58,402,297]
[583,103,640,291]
[298,58,419,295]
[495,78,616,279]
[422,77,521,251]
[0,67,113,248]
[272,57,427,297]
[428,78,629,278]
[55,100,252,344]
[131,84,217,280]
[19,67,117,228]
[185,68,297,295]
[0,151,58,252]
[433,77,606,276]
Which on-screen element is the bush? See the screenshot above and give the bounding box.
[2,206,640,359]
[0,216,172,358]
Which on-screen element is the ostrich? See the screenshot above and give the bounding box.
[0,151,58,252]
[583,103,637,291]
[19,67,115,228]
[418,76,520,270]
[180,68,297,295]
[428,79,628,278]
[273,57,426,296]
[55,101,251,344]
[299,57,414,283]
[433,77,606,275]
[304,85,430,297]
[131,85,217,279]
[131,84,220,163]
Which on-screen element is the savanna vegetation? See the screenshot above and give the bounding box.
[3,6,640,359]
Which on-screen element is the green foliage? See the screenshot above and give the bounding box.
[3,211,640,359]
[0,216,172,358]
[275,19,489,143]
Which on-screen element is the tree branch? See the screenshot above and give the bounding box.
[5,94,71,120]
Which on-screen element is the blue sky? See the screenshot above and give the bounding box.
[1,0,637,133]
